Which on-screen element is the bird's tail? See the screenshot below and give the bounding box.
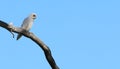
[16,34,22,40]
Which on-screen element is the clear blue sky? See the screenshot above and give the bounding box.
[0,0,120,69]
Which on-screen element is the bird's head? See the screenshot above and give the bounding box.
[30,13,37,19]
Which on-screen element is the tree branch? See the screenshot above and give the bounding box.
[0,20,59,69]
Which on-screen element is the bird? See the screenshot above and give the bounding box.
[16,13,37,40]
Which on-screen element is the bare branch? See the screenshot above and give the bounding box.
[0,20,59,69]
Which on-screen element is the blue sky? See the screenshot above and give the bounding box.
[0,0,120,69]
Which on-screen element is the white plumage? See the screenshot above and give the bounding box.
[17,13,37,40]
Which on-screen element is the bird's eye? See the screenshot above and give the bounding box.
[33,14,36,17]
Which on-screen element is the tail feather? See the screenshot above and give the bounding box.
[17,34,22,40]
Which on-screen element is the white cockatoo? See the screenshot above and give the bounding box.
[17,13,37,40]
